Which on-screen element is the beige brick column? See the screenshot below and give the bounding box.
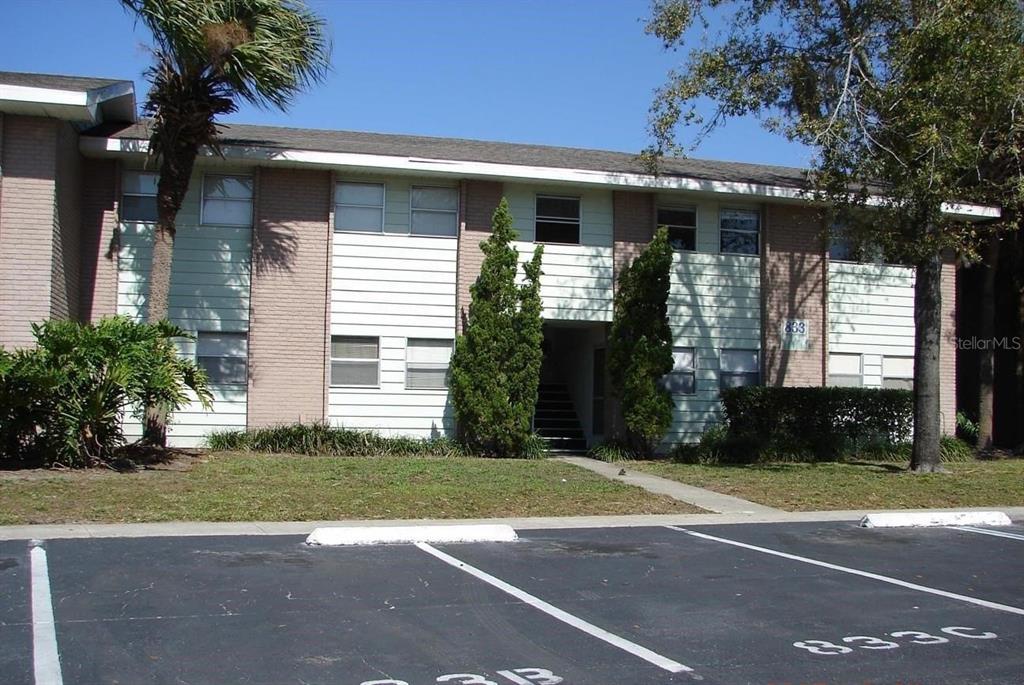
[612,190,655,286]
[762,203,828,386]
[79,158,120,322]
[455,179,503,332]
[247,167,332,427]
[940,258,958,435]
[0,116,59,348]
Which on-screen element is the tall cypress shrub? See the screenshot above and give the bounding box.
[449,198,544,457]
[608,226,675,452]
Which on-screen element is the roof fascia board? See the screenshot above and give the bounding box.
[0,84,87,107]
[81,135,1001,219]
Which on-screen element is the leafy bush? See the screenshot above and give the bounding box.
[449,198,545,457]
[719,386,914,462]
[608,226,674,450]
[0,317,210,467]
[588,439,648,462]
[207,422,468,457]
[956,411,979,445]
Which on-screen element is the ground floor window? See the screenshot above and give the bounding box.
[882,356,914,390]
[331,336,380,387]
[664,347,696,395]
[406,338,453,389]
[720,348,760,389]
[828,353,863,387]
[196,331,248,385]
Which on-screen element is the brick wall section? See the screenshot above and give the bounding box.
[51,122,82,321]
[940,258,957,435]
[762,203,828,386]
[456,179,503,332]
[0,116,58,348]
[612,190,655,285]
[79,158,120,322]
[247,167,332,427]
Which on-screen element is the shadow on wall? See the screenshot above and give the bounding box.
[763,245,823,386]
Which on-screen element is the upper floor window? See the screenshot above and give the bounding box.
[336,182,385,232]
[196,331,248,385]
[829,223,858,261]
[535,195,580,244]
[663,347,696,394]
[411,186,458,236]
[828,353,863,387]
[121,171,159,222]
[331,335,380,387]
[720,348,760,389]
[882,356,914,390]
[720,208,760,255]
[658,206,697,251]
[202,175,253,226]
[406,338,453,389]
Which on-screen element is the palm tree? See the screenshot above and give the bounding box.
[122,0,330,442]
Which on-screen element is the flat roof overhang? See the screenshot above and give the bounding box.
[0,82,135,125]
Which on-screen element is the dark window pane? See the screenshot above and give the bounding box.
[536,220,579,244]
[720,209,759,232]
[721,230,758,255]
[668,226,696,251]
[658,207,696,228]
[662,371,695,394]
[198,356,247,385]
[720,372,760,389]
[536,196,580,220]
[122,195,158,222]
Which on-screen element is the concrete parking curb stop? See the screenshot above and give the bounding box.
[860,510,1013,528]
[305,524,518,546]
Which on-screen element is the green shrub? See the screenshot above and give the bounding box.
[956,411,979,445]
[608,226,674,451]
[449,198,545,457]
[207,422,468,458]
[0,317,210,467]
[588,439,648,462]
[719,386,914,463]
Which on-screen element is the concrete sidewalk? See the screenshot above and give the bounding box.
[3,506,1023,541]
[556,455,782,514]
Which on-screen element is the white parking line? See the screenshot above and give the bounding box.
[415,542,694,675]
[29,541,63,685]
[667,526,1024,617]
[952,526,1024,542]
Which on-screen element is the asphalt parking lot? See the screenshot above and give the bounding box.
[2,521,1023,685]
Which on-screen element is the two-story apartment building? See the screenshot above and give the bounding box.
[1,71,993,449]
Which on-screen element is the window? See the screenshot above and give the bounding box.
[122,171,159,222]
[720,349,760,389]
[202,175,253,226]
[331,336,379,387]
[336,182,385,232]
[196,332,248,385]
[663,347,696,395]
[406,339,453,389]
[882,356,914,390]
[658,206,697,251]
[829,222,858,261]
[411,186,458,236]
[535,195,580,244]
[828,353,863,387]
[720,208,760,255]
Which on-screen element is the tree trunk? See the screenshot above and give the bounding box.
[977,236,998,451]
[910,254,944,472]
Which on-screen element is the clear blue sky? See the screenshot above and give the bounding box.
[1,0,811,168]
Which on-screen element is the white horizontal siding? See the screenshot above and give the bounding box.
[329,231,456,437]
[117,165,252,447]
[514,241,613,322]
[828,262,916,380]
[665,251,761,445]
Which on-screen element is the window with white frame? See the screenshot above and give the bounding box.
[335,182,385,232]
[406,339,453,389]
[720,349,760,389]
[411,186,458,236]
[535,195,581,244]
[331,336,379,387]
[663,347,696,394]
[196,332,248,385]
[121,171,159,222]
[828,353,863,387]
[882,356,914,389]
[201,175,253,226]
[720,208,760,255]
[658,206,697,251]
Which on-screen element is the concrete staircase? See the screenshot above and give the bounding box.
[534,383,587,454]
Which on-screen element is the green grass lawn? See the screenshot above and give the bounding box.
[0,453,696,525]
[632,459,1024,511]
